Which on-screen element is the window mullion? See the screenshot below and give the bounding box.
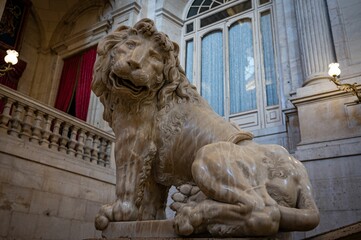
[224,21,230,121]
[196,31,202,91]
[253,10,266,129]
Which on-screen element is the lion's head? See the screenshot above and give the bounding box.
[92,18,199,125]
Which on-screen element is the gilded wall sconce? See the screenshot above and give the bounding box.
[0,50,19,77]
[328,63,361,103]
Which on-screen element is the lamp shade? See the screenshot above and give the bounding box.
[328,63,341,77]
[4,50,19,65]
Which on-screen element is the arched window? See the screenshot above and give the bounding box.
[184,0,280,130]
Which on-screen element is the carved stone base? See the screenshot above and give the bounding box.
[307,221,361,240]
[90,220,291,239]
[102,220,177,238]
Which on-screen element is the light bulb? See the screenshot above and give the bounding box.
[4,49,19,65]
[328,63,341,77]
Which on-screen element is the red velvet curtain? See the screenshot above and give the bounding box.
[54,46,97,121]
[54,55,81,112]
[75,47,97,121]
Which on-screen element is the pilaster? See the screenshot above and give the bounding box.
[295,0,335,86]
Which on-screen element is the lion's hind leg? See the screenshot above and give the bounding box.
[173,142,281,236]
[192,141,276,209]
[174,198,280,237]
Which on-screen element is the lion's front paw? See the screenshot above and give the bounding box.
[174,205,195,236]
[95,204,113,230]
[174,203,206,236]
[112,200,138,221]
[95,214,110,230]
[170,184,207,212]
[174,199,258,236]
[94,200,138,230]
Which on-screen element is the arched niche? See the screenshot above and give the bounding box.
[47,0,115,131]
[50,0,113,58]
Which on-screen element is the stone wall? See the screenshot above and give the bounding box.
[0,135,116,240]
[293,154,361,239]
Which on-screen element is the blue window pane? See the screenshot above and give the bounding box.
[260,0,270,5]
[187,7,198,18]
[186,22,194,33]
[229,19,256,113]
[201,31,224,116]
[261,11,278,106]
[203,0,213,6]
[199,6,209,14]
[185,40,194,83]
[200,0,252,27]
[211,2,221,8]
[192,0,203,6]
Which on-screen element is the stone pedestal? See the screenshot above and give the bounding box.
[86,220,291,240]
[102,220,177,238]
[291,82,361,161]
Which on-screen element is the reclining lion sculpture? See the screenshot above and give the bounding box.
[91,18,319,237]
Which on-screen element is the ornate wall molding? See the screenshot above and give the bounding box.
[49,0,113,52]
[51,20,111,58]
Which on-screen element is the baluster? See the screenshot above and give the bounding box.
[20,106,35,140]
[76,129,86,159]
[8,102,25,138]
[30,110,44,144]
[49,119,62,150]
[67,125,78,156]
[98,138,107,166]
[59,122,70,153]
[83,132,93,162]
[91,135,100,164]
[0,97,14,133]
[105,140,112,167]
[41,115,54,147]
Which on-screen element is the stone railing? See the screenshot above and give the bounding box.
[0,85,114,167]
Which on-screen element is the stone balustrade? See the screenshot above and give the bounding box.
[0,85,114,167]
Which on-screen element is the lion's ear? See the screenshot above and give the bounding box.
[172,41,179,56]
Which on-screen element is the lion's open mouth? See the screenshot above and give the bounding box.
[111,74,147,93]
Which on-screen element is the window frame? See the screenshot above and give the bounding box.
[182,0,281,130]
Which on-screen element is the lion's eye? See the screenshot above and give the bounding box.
[125,41,136,49]
[149,50,162,62]
[151,55,162,62]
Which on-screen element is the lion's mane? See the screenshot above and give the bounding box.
[92,18,200,125]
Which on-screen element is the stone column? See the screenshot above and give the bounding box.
[295,0,335,86]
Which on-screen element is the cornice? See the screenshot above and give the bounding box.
[111,2,141,19]
[51,20,111,57]
[155,8,184,27]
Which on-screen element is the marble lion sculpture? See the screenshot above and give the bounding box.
[91,18,320,237]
